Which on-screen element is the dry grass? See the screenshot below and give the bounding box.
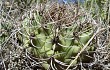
[0,0,110,70]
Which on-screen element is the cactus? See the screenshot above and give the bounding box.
[21,1,95,69]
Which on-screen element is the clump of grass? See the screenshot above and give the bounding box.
[0,0,110,70]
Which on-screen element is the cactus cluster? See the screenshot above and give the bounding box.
[20,2,95,69]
